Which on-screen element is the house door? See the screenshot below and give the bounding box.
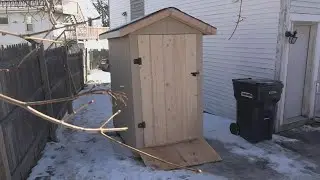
[283,25,311,124]
[137,34,201,147]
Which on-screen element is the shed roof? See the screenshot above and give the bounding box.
[100,7,217,39]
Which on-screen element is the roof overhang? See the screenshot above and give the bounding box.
[100,7,217,39]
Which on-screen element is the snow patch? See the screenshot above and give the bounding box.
[203,114,317,178]
[27,70,318,180]
[272,135,299,143]
[87,69,111,84]
[300,125,320,132]
[28,70,227,180]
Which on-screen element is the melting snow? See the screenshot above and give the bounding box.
[27,70,226,180]
[27,70,318,180]
[203,114,318,178]
[300,125,320,132]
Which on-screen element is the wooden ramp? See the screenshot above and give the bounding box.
[139,138,222,170]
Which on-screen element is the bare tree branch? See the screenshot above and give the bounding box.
[24,16,100,37]
[229,0,244,40]
[0,29,63,43]
[25,89,127,106]
[17,46,41,67]
[0,93,127,133]
[101,132,203,173]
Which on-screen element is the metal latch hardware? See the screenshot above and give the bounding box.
[133,58,142,65]
[191,71,200,76]
[138,122,146,128]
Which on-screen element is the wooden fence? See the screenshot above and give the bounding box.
[0,43,84,180]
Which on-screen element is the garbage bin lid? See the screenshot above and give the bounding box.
[233,78,282,86]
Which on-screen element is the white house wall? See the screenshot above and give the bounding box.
[0,12,53,48]
[291,0,320,15]
[145,0,281,119]
[83,39,109,50]
[109,0,131,29]
[276,0,320,125]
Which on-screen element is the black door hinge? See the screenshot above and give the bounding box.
[138,122,146,128]
[133,58,142,65]
[191,71,200,76]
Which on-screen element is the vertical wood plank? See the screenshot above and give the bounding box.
[150,35,167,146]
[0,125,11,180]
[63,47,74,114]
[163,35,180,143]
[138,35,154,147]
[197,34,204,137]
[173,35,187,140]
[185,34,201,139]
[38,44,56,141]
[130,35,144,148]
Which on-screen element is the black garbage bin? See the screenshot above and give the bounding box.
[230,78,283,143]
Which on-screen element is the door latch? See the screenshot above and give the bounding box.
[191,71,200,76]
[133,58,142,65]
[138,122,146,128]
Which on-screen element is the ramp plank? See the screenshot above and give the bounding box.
[139,138,222,170]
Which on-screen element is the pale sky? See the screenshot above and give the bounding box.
[77,0,100,19]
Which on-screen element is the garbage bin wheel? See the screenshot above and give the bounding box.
[230,123,240,135]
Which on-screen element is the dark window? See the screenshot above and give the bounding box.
[0,17,9,24]
[26,24,33,31]
[26,16,33,31]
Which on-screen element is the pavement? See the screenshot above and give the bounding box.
[28,70,320,180]
[196,119,320,180]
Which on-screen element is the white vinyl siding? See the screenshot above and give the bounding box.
[291,0,320,15]
[109,0,131,28]
[145,0,280,119]
[0,12,53,48]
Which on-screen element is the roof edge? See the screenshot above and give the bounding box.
[100,7,216,39]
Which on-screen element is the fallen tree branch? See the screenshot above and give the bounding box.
[25,89,127,106]
[100,110,122,128]
[0,93,127,133]
[17,46,41,67]
[100,132,203,173]
[62,100,95,122]
[0,29,63,44]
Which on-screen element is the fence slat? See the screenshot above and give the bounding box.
[0,125,11,180]
[38,44,56,141]
[63,47,74,114]
[0,43,85,179]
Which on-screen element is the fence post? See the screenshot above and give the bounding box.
[38,44,57,142]
[81,49,86,86]
[83,48,88,84]
[63,47,74,114]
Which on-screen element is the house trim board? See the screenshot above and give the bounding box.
[277,12,320,130]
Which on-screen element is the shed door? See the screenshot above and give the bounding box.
[284,25,311,123]
[138,34,201,147]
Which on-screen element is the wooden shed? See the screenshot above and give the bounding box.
[100,8,217,150]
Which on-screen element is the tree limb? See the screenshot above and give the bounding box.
[229,0,244,40]
[0,93,127,134]
[0,29,63,44]
[24,16,101,37]
[25,89,127,106]
[101,132,203,173]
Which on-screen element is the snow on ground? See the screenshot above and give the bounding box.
[28,69,319,180]
[204,114,318,179]
[27,70,226,180]
[87,69,111,84]
[300,125,320,132]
